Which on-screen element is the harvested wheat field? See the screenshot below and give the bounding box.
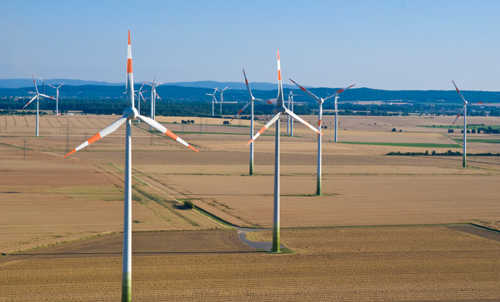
[0,142,224,254]
[1,226,500,301]
[2,114,500,301]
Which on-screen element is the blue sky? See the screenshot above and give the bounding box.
[1,0,499,90]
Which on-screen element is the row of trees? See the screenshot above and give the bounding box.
[2,98,500,117]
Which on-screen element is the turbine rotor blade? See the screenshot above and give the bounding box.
[231,100,252,121]
[324,84,356,101]
[39,94,57,100]
[32,74,39,95]
[289,78,321,103]
[23,95,38,109]
[452,80,467,104]
[285,108,324,135]
[64,115,128,158]
[155,92,161,100]
[58,83,65,89]
[48,84,57,89]
[255,98,275,105]
[452,105,466,126]
[138,82,145,92]
[137,115,199,152]
[246,112,281,145]
[242,69,254,99]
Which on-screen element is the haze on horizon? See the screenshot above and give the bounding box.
[1,0,499,91]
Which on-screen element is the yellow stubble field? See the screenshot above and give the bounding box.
[2,114,500,301]
[1,226,500,301]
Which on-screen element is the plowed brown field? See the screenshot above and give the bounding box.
[1,227,500,301]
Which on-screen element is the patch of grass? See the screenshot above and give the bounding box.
[453,138,500,144]
[193,207,235,229]
[340,141,461,148]
[48,185,123,201]
[0,142,33,150]
[256,248,296,254]
[133,185,173,206]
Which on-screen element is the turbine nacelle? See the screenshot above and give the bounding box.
[123,107,138,120]
[273,107,287,115]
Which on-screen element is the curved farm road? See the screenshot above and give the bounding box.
[234,227,286,251]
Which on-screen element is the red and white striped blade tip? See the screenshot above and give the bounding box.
[188,145,199,153]
[64,149,77,158]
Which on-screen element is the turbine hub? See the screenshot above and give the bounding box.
[273,107,287,115]
[123,107,138,119]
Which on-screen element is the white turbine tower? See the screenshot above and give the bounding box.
[219,86,228,116]
[47,83,64,115]
[22,74,57,137]
[206,88,218,117]
[64,31,198,302]
[451,80,468,168]
[247,50,323,252]
[231,69,273,175]
[289,79,354,195]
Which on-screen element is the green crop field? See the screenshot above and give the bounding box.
[453,139,500,144]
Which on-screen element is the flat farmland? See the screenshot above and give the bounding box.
[2,114,500,156]
[0,142,223,254]
[1,226,499,301]
[143,167,500,229]
[2,113,500,301]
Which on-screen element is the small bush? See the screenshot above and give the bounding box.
[184,200,194,209]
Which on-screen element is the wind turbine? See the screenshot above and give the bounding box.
[136,82,148,124]
[64,31,199,302]
[47,83,64,115]
[231,69,273,175]
[287,90,297,136]
[219,86,228,116]
[146,78,163,130]
[22,74,57,137]
[247,50,323,252]
[289,79,354,195]
[451,80,468,168]
[206,88,218,117]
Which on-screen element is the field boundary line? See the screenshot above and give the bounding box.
[2,231,117,256]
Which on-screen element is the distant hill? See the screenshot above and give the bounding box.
[165,81,298,91]
[1,83,500,105]
[0,79,124,89]
[0,79,296,90]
